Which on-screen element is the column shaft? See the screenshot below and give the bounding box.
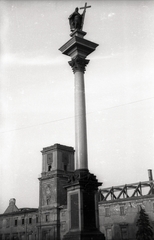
[74,71,88,170]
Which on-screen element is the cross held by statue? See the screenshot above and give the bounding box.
[80,2,91,11]
[80,3,91,31]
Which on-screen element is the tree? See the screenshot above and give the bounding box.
[136,207,153,240]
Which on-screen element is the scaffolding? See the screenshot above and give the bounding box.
[99,180,154,202]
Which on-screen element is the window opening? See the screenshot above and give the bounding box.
[47,198,50,205]
[6,219,10,228]
[105,207,110,217]
[62,152,69,172]
[47,153,53,172]
[120,226,128,240]
[64,164,67,172]
[48,165,51,171]
[45,215,49,222]
[14,219,17,226]
[106,228,112,240]
[120,206,125,216]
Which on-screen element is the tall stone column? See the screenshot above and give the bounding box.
[69,57,89,170]
[59,30,104,240]
[59,30,97,171]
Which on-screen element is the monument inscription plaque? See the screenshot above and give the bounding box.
[70,193,79,229]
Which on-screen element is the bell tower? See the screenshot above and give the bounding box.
[39,143,74,208]
[38,143,74,240]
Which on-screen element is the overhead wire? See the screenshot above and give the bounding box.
[0,96,154,134]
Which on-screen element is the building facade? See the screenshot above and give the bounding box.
[0,198,38,240]
[0,144,154,240]
[0,144,74,240]
[98,179,154,240]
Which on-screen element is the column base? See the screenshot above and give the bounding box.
[63,169,104,240]
[63,230,105,240]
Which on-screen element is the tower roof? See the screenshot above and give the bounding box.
[4,198,19,214]
[41,143,75,153]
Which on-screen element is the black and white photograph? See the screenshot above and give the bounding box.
[0,1,154,239]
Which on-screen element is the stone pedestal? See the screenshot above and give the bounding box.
[63,170,103,240]
[59,30,104,240]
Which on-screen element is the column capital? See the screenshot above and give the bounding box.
[68,57,90,74]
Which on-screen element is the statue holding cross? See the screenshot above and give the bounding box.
[68,3,91,32]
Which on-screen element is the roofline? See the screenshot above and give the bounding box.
[0,208,38,217]
[100,180,154,192]
[99,192,154,204]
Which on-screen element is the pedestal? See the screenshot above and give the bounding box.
[63,170,104,240]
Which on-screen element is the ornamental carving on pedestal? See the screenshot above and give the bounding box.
[68,56,89,73]
[67,171,101,192]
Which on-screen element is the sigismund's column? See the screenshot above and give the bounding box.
[59,5,104,240]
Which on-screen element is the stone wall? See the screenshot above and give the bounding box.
[98,195,154,240]
[0,210,38,240]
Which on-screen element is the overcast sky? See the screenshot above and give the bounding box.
[0,0,154,213]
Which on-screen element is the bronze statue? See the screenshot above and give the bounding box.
[68,3,91,32]
[69,7,82,32]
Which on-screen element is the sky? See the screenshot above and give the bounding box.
[0,0,154,213]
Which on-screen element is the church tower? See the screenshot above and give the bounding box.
[38,144,74,240]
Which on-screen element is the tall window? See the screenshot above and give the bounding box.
[120,206,125,216]
[14,219,17,226]
[105,207,110,217]
[6,219,10,228]
[47,198,50,205]
[62,152,69,172]
[120,226,128,240]
[64,164,67,171]
[29,218,32,224]
[47,153,53,172]
[45,215,49,222]
[106,228,112,240]
[22,218,25,225]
